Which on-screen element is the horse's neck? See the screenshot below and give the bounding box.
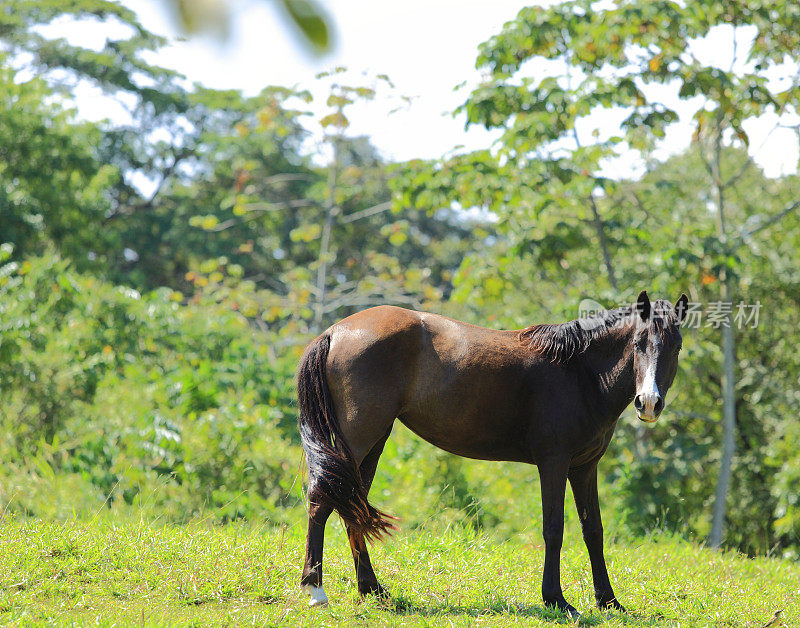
[584,324,636,417]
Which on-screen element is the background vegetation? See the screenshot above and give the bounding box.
[1,0,799,577]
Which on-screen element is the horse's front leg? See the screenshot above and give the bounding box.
[538,457,579,618]
[568,463,625,612]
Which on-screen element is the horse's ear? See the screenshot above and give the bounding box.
[675,293,689,323]
[637,290,651,322]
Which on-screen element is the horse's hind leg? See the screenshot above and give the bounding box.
[347,430,391,597]
[300,486,333,606]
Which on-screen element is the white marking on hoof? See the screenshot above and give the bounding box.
[301,584,329,607]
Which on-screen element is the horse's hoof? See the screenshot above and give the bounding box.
[565,604,581,620]
[598,597,626,612]
[301,584,329,607]
[358,582,389,599]
[545,598,580,619]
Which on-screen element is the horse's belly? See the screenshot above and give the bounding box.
[397,405,531,463]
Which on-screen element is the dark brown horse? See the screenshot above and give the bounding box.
[298,291,688,616]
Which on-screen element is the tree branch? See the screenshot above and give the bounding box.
[241,199,316,213]
[339,201,392,224]
[588,193,619,291]
[322,293,423,313]
[735,199,800,248]
[568,121,618,291]
[262,173,315,186]
[723,155,755,188]
[105,146,194,222]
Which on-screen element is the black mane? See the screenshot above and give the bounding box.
[520,301,678,364]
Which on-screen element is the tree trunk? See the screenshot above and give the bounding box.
[588,194,618,291]
[569,122,618,293]
[313,135,340,332]
[709,276,736,548]
[708,126,737,549]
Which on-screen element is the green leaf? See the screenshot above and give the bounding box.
[200,216,219,230]
[290,224,321,242]
[279,0,330,52]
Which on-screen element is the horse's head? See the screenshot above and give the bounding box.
[632,291,688,423]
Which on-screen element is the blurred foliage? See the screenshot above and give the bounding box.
[0,250,302,522]
[0,0,799,560]
[163,0,331,52]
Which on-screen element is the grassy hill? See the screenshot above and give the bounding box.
[1,517,797,626]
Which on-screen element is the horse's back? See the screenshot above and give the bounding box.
[325,306,535,463]
[327,305,425,372]
[326,304,525,381]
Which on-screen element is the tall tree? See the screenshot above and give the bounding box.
[400,0,800,548]
[606,147,799,554]
[0,60,111,262]
[189,71,476,334]
[0,0,191,273]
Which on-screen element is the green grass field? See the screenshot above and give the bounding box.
[1,516,797,627]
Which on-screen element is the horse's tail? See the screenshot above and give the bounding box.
[297,333,397,543]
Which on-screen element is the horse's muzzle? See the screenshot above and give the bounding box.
[636,409,661,423]
[635,393,663,422]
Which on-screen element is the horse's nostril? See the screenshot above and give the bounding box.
[634,395,643,411]
[654,397,664,415]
